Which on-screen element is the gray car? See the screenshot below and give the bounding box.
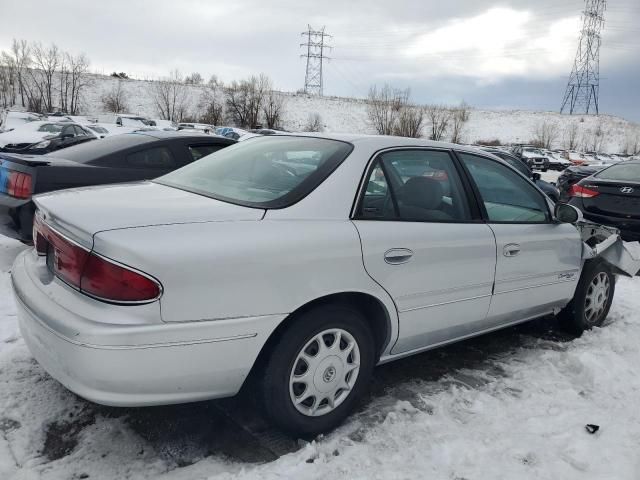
[12,134,637,436]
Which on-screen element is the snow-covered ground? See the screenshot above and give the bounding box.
[0,232,640,480]
[1,233,640,479]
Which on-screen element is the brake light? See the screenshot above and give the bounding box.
[1,169,32,199]
[569,184,600,198]
[81,254,161,302]
[32,216,161,303]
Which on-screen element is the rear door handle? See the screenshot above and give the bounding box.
[384,248,414,265]
[503,243,521,257]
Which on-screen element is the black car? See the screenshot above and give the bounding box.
[481,148,560,202]
[568,160,640,241]
[0,131,235,240]
[556,165,603,201]
[0,123,97,155]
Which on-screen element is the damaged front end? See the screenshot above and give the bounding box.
[578,222,640,277]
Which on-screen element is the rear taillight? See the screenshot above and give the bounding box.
[3,171,32,199]
[569,184,600,198]
[81,254,161,302]
[33,216,161,303]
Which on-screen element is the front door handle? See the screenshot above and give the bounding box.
[384,248,414,265]
[503,243,521,257]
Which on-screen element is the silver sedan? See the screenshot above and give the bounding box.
[12,134,627,435]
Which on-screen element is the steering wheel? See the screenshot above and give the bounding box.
[273,162,298,177]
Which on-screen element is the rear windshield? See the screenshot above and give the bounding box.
[595,163,640,182]
[47,133,154,162]
[155,136,353,208]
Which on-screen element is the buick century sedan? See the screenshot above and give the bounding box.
[12,134,636,435]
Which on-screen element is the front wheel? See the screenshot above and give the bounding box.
[260,304,375,436]
[558,259,615,334]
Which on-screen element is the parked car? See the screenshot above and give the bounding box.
[13,134,636,436]
[567,160,640,241]
[565,150,590,166]
[0,121,91,150]
[215,126,249,140]
[150,119,179,131]
[557,165,603,201]
[0,131,235,240]
[544,149,572,171]
[512,145,549,171]
[178,123,215,134]
[480,147,560,202]
[0,123,96,155]
[0,111,42,132]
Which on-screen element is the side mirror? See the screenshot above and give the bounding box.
[532,172,541,181]
[554,203,583,223]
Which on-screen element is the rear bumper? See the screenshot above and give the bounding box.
[12,250,285,406]
[0,192,30,208]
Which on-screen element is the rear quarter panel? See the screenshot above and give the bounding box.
[92,220,398,350]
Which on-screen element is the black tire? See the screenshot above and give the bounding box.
[18,204,35,242]
[260,304,376,436]
[558,259,615,335]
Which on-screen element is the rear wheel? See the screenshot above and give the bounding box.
[260,304,375,436]
[558,259,615,334]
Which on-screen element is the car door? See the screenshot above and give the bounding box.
[352,148,497,354]
[457,152,582,327]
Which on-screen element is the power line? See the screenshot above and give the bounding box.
[560,0,607,115]
[300,25,332,96]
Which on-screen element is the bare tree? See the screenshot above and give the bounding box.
[225,74,269,128]
[28,42,61,112]
[304,112,323,132]
[562,121,580,150]
[533,120,559,149]
[450,101,470,144]
[152,69,190,121]
[426,105,452,141]
[394,106,424,138]
[101,80,129,113]
[624,127,640,155]
[198,78,225,125]
[367,84,407,135]
[587,118,606,152]
[185,72,203,85]
[262,90,285,129]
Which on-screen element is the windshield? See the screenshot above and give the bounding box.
[155,136,353,208]
[37,123,66,133]
[595,163,640,182]
[88,125,109,134]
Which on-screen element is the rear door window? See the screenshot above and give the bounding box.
[127,146,177,169]
[188,144,223,161]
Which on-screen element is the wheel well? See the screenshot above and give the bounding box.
[245,292,392,386]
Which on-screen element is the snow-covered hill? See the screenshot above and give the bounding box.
[28,74,640,153]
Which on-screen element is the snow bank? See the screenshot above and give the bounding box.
[54,74,640,154]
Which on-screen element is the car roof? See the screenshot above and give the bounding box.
[129,130,233,142]
[267,132,503,157]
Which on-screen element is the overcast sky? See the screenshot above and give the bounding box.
[1,0,638,121]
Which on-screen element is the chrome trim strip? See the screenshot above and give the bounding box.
[398,293,492,313]
[494,278,578,295]
[396,281,494,300]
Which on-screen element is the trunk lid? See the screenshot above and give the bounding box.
[34,182,265,247]
[580,179,640,219]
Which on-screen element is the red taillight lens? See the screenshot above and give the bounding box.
[33,216,161,303]
[569,184,600,198]
[7,171,32,199]
[81,254,161,302]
